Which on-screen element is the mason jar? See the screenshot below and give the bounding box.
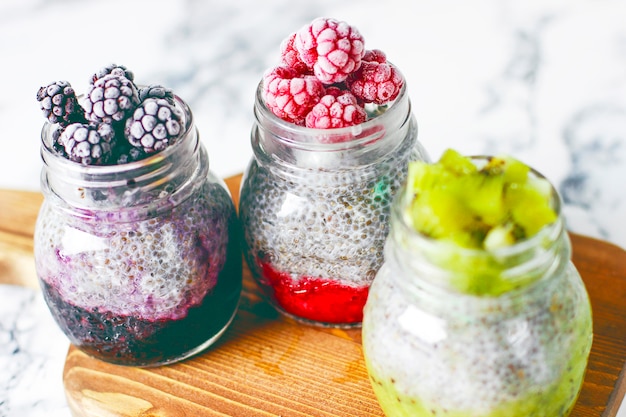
[362,160,593,416]
[34,96,242,367]
[239,82,429,327]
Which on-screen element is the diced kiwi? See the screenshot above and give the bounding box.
[405,149,556,249]
[505,181,557,237]
[438,148,478,175]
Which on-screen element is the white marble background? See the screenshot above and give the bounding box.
[0,0,624,416]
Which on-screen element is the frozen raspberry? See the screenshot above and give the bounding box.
[294,17,365,85]
[280,33,309,74]
[125,98,183,154]
[138,84,175,103]
[362,49,387,64]
[347,50,404,105]
[36,81,86,126]
[262,66,325,124]
[83,74,139,124]
[91,63,135,85]
[59,122,116,165]
[323,85,346,98]
[305,92,366,130]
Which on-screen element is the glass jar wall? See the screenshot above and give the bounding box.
[362,162,593,416]
[239,82,429,327]
[34,96,242,367]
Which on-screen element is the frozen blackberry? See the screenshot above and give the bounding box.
[113,141,147,164]
[36,81,86,126]
[138,84,175,103]
[125,98,183,153]
[91,63,135,84]
[83,74,139,124]
[59,122,116,165]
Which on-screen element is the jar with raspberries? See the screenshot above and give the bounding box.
[239,18,430,327]
[34,65,242,366]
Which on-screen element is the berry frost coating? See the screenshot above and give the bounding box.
[262,17,404,127]
[262,66,324,125]
[59,122,116,165]
[280,33,309,74]
[138,84,175,102]
[125,98,183,153]
[36,81,86,126]
[91,63,135,85]
[305,91,366,130]
[294,17,365,84]
[37,64,189,166]
[83,73,140,124]
[347,49,404,105]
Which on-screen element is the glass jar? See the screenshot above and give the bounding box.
[239,82,429,327]
[34,96,242,367]
[362,160,593,416]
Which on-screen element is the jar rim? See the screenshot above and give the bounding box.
[393,156,564,257]
[253,79,412,151]
[38,94,207,217]
[387,157,569,298]
[40,94,196,176]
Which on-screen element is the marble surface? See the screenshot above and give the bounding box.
[0,0,625,416]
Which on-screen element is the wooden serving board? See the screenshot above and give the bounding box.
[1,174,625,417]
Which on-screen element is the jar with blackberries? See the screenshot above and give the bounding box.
[34,65,242,366]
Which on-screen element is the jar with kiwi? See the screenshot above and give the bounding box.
[362,149,593,417]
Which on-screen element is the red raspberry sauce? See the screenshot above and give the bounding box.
[258,260,369,325]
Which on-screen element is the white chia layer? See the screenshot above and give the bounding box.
[240,138,424,287]
[362,262,592,413]
[34,181,234,321]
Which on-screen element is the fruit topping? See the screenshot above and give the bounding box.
[262,66,325,125]
[125,98,183,154]
[294,17,365,85]
[91,63,135,84]
[138,84,175,103]
[279,33,309,75]
[36,81,86,126]
[305,91,366,129]
[59,122,116,165]
[406,149,557,250]
[347,49,404,105]
[37,64,186,165]
[262,17,405,129]
[83,73,140,124]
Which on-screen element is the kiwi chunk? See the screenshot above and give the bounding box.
[406,149,556,249]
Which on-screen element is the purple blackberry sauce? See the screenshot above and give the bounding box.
[40,244,241,366]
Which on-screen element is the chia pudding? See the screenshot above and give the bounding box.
[35,175,241,366]
[34,66,242,366]
[361,153,593,416]
[240,132,425,325]
[363,261,592,416]
[239,17,429,326]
